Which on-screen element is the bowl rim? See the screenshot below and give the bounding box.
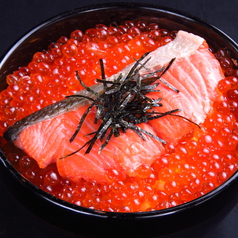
[0,2,238,219]
[1,2,238,63]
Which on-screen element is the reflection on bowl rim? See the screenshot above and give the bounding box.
[0,2,238,220]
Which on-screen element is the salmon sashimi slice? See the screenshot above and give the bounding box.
[147,42,224,145]
[15,106,164,182]
[57,119,164,182]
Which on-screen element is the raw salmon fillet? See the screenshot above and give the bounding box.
[15,106,164,182]
[147,42,224,144]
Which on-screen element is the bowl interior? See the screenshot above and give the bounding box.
[0,2,238,236]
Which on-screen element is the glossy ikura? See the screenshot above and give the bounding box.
[0,3,238,237]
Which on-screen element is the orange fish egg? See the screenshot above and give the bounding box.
[1,20,238,213]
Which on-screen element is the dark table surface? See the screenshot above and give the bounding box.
[0,0,238,237]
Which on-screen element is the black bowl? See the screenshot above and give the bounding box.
[0,3,238,238]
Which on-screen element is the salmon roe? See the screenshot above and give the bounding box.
[0,21,174,133]
[1,21,238,212]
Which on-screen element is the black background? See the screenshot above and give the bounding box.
[0,0,238,237]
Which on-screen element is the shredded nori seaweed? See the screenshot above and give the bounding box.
[64,53,196,156]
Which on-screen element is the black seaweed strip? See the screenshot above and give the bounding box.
[65,94,95,101]
[170,114,201,128]
[100,129,114,151]
[141,58,179,93]
[69,99,98,143]
[99,58,107,89]
[76,71,100,96]
[65,54,194,155]
[126,52,150,80]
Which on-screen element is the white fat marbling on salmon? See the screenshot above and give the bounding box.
[107,30,205,82]
[147,41,224,145]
